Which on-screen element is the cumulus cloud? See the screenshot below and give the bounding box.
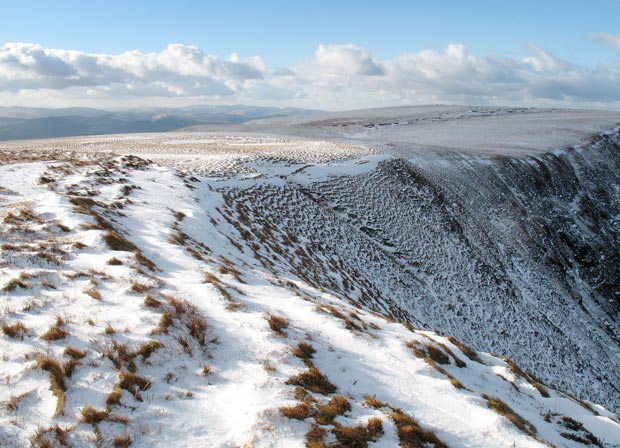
[0,41,619,109]
[589,32,620,48]
[313,44,384,76]
[0,42,264,96]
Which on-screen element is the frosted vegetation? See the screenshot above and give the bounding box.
[1,106,619,446]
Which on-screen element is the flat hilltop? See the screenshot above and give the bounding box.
[183,105,620,157]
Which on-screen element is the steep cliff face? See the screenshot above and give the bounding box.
[220,131,620,411]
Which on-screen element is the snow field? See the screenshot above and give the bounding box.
[0,151,619,447]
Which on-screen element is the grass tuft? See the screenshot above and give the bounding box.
[5,390,30,412]
[144,294,162,308]
[103,231,136,252]
[113,435,132,447]
[130,282,150,293]
[331,418,384,448]
[134,250,157,270]
[104,341,136,372]
[135,341,163,361]
[279,402,316,420]
[119,371,151,401]
[30,425,71,448]
[266,314,289,335]
[64,346,86,360]
[306,424,327,448]
[152,311,174,335]
[426,345,450,365]
[315,395,351,425]
[106,384,123,410]
[36,357,66,416]
[2,278,27,292]
[41,317,69,341]
[504,357,550,398]
[363,395,390,409]
[391,410,448,448]
[286,364,337,395]
[447,336,483,363]
[80,405,108,425]
[292,342,316,360]
[2,321,28,339]
[83,288,102,300]
[482,394,537,436]
[186,315,208,346]
[366,417,384,440]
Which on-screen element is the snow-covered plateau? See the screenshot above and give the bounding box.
[1,106,619,447]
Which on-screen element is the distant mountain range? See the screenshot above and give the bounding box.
[0,105,318,141]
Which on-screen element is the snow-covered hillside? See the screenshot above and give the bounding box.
[1,107,620,447]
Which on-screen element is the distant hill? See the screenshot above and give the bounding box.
[0,105,319,141]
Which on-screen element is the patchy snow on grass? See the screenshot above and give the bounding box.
[1,129,619,447]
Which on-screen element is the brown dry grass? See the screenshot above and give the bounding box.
[113,435,132,447]
[83,288,102,300]
[62,358,81,378]
[152,311,174,335]
[134,250,157,271]
[280,402,317,420]
[426,345,450,365]
[1,243,21,250]
[186,315,208,346]
[363,396,390,409]
[482,394,537,436]
[103,231,136,252]
[2,321,28,338]
[41,316,69,341]
[391,410,448,448]
[366,417,384,440]
[130,281,150,293]
[36,357,66,416]
[80,405,108,425]
[447,336,483,363]
[161,297,209,346]
[504,358,550,398]
[4,390,30,412]
[144,294,162,308]
[331,418,385,448]
[292,342,316,360]
[135,341,163,361]
[315,395,351,425]
[286,364,337,395]
[30,424,71,448]
[2,278,28,292]
[306,424,327,448]
[408,341,451,366]
[104,341,137,372]
[119,371,151,401]
[266,314,289,335]
[106,384,123,410]
[364,396,446,447]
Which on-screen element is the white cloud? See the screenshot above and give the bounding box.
[313,44,384,76]
[589,32,620,48]
[0,43,264,96]
[0,42,619,110]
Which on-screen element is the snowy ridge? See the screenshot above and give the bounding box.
[1,148,620,447]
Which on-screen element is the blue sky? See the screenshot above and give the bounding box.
[2,0,619,66]
[1,0,619,109]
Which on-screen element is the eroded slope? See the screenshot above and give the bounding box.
[1,153,619,447]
